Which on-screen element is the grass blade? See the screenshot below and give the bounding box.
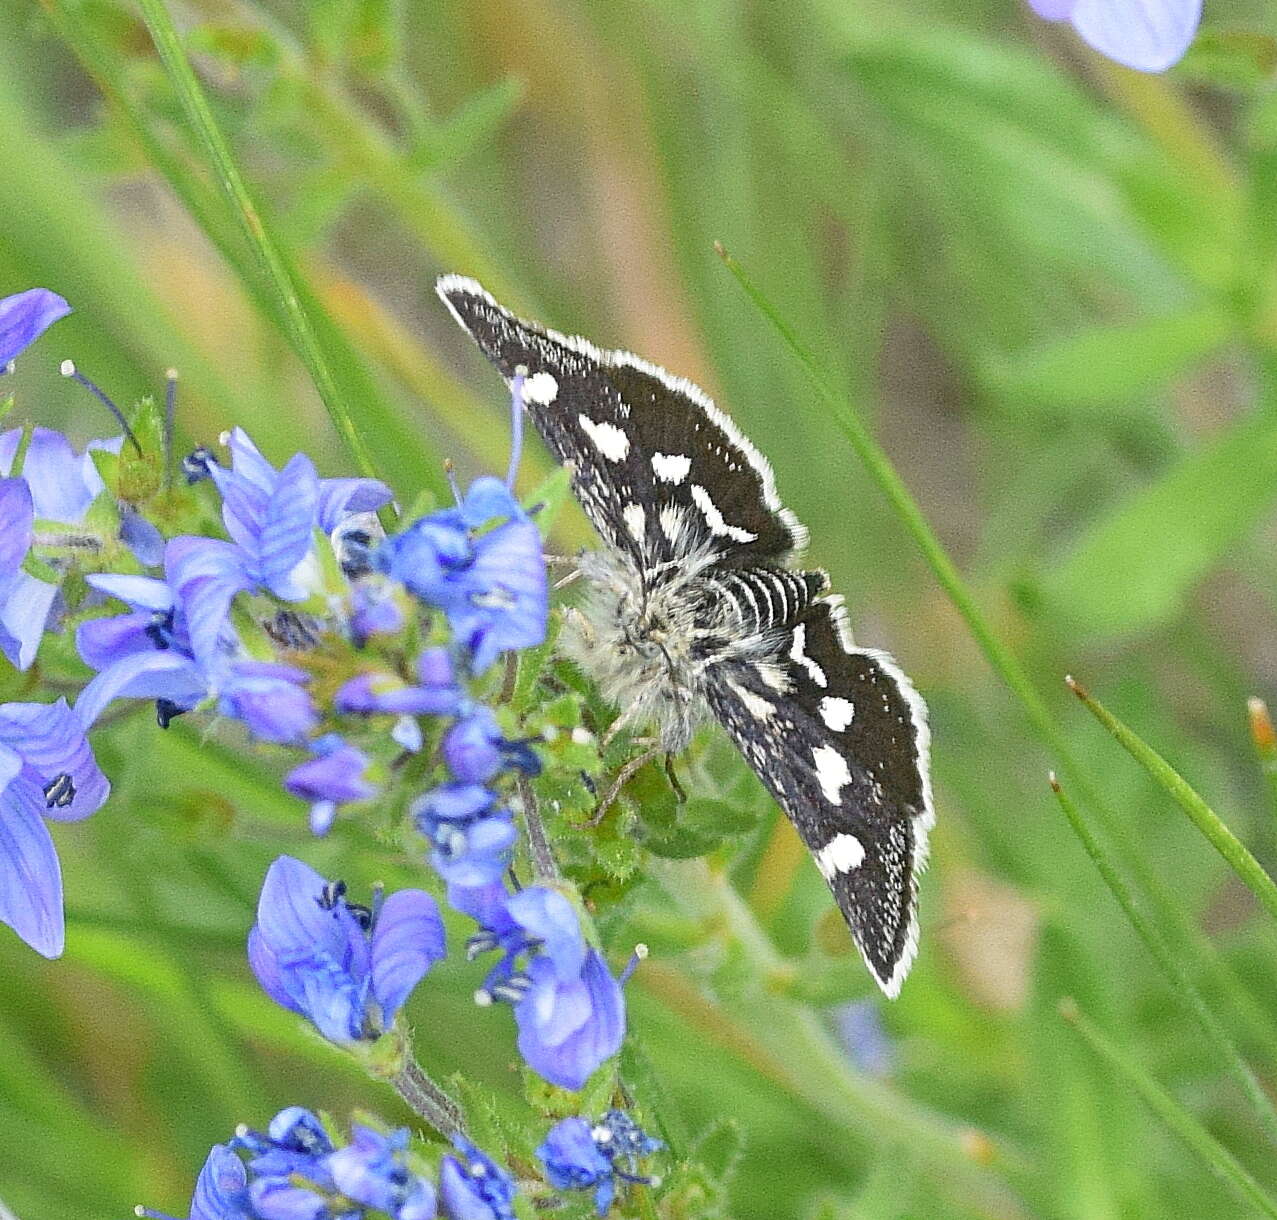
[134,0,381,483]
[1067,676,1277,922]
[1049,774,1277,1142]
[1061,999,1277,1219]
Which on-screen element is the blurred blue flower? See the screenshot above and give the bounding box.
[76,572,206,725]
[375,477,547,674]
[0,288,70,368]
[0,699,110,958]
[834,998,895,1077]
[335,649,462,718]
[247,855,445,1043]
[0,427,123,670]
[537,1118,613,1214]
[442,708,540,785]
[136,1142,253,1220]
[218,660,317,745]
[413,784,517,888]
[438,1136,517,1220]
[284,736,376,835]
[469,886,625,1091]
[1027,0,1201,72]
[328,1124,437,1220]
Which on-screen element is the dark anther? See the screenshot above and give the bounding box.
[182,445,216,484]
[146,607,176,651]
[317,879,349,910]
[337,528,373,579]
[264,610,320,651]
[579,770,598,796]
[43,772,75,809]
[345,901,374,930]
[156,699,187,729]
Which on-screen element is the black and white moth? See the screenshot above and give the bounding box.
[437,276,934,997]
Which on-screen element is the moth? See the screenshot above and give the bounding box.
[437,276,934,997]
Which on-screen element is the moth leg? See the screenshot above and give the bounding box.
[589,741,660,826]
[542,552,579,569]
[552,567,582,591]
[601,698,644,748]
[664,753,687,804]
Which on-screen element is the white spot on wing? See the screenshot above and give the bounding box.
[523,371,559,404]
[690,484,757,543]
[622,503,646,542]
[789,624,828,688]
[819,696,855,732]
[727,679,775,720]
[577,414,630,462]
[651,452,692,484]
[812,744,852,804]
[815,833,865,879]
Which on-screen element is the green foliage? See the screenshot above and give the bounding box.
[4,1,1277,1218]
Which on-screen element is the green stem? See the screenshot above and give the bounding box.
[1062,999,1277,1219]
[1068,677,1277,923]
[646,859,1035,1211]
[134,0,380,483]
[391,1059,467,1141]
[1050,775,1277,1143]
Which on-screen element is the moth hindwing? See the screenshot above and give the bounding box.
[437,274,934,997]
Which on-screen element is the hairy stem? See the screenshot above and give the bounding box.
[391,1059,466,1141]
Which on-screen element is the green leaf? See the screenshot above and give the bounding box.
[987,307,1234,412]
[1030,403,1277,638]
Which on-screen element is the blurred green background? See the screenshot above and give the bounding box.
[3,0,1277,1216]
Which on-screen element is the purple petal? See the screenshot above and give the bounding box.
[189,1143,250,1220]
[1027,0,1076,19]
[257,453,320,600]
[20,428,97,523]
[1069,0,1201,71]
[0,775,64,957]
[370,888,446,1024]
[75,611,154,671]
[0,289,71,367]
[86,573,175,611]
[0,699,110,823]
[284,745,375,805]
[253,855,341,960]
[0,478,33,573]
[0,571,58,671]
[74,650,208,730]
[505,887,586,979]
[317,477,393,533]
[247,924,303,1016]
[119,509,165,567]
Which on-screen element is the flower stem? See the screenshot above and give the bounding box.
[392,1059,467,1141]
[518,775,560,881]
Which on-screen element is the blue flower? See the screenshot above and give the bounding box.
[537,1112,662,1216]
[136,1142,253,1220]
[1027,0,1201,72]
[375,477,547,674]
[413,784,516,887]
[167,429,391,669]
[537,1118,613,1213]
[0,288,70,368]
[218,661,317,745]
[438,1136,517,1220]
[247,855,445,1043]
[834,998,895,1077]
[0,699,110,957]
[238,1108,334,1220]
[442,708,540,785]
[335,648,462,718]
[284,736,376,834]
[469,887,625,1091]
[74,571,217,728]
[0,427,122,670]
[327,1124,437,1219]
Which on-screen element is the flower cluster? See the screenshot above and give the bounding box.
[139,1107,450,1220]
[2,285,654,1216]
